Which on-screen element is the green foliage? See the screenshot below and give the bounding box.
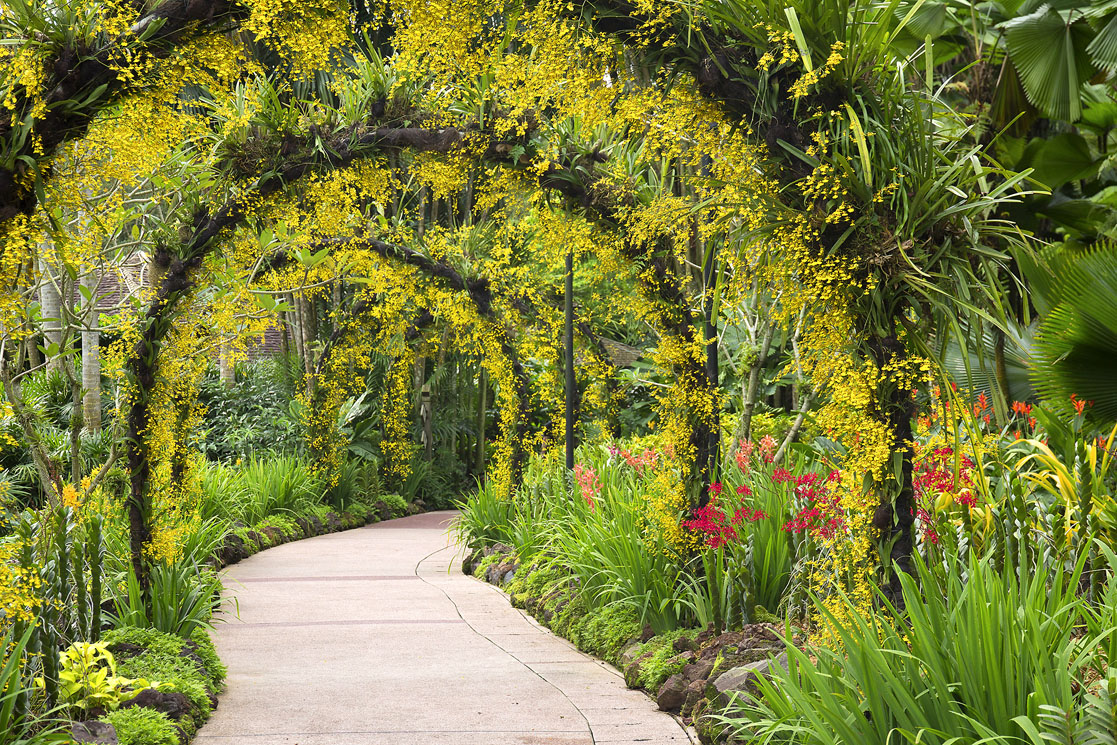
[198,359,304,461]
[99,707,178,745]
[715,552,1114,745]
[188,628,227,688]
[0,626,68,745]
[1025,244,1117,421]
[569,604,640,664]
[377,492,408,517]
[628,629,699,691]
[453,478,515,549]
[257,514,300,541]
[240,455,324,524]
[506,556,564,598]
[472,551,505,579]
[110,562,222,638]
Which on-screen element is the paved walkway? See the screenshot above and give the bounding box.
[195,511,694,745]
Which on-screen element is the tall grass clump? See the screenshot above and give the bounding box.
[715,550,1117,745]
[239,455,322,525]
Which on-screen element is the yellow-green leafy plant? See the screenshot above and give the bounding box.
[54,642,160,713]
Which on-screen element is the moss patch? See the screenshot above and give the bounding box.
[101,706,179,745]
[570,604,641,664]
[629,628,701,691]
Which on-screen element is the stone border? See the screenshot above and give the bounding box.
[462,544,795,745]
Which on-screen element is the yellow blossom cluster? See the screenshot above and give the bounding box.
[0,540,40,626]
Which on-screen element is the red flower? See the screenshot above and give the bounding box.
[736,484,752,496]
[1071,394,1092,415]
[682,500,738,548]
[771,468,793,483]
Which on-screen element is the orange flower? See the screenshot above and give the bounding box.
[1071,394,1092,416]
[1011,401,1032,416]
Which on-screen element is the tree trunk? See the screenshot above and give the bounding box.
[218,344,235,388]
[475,367,487,476]
[81,272,102,432]
[0,361,61,505]
[68,361,83,484]
[299,292,317,393]
[739,324,774,444]
[868,334,917,605]
[39,255,62,371]
[565,249,576,471]
[288,292,303,363]
[700,231,719,506]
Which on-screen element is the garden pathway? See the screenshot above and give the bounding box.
[194,510,695,745]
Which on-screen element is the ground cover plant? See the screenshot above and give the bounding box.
[3,0,1117,742]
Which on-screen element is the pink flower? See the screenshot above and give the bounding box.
[735,440,755,472]
[759,435,777,463]
[573,464,600,510]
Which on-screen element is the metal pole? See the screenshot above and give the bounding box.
[565,248,575,471]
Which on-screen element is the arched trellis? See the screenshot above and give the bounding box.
[293,236,539,491]
[115,108,734,595]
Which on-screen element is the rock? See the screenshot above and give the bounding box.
[673,635,698,653]
[260,526,283,546]
[682,658,715,684]
[179,642,208,673]
[461,548,483,575]
[640,624,655,642]
[119,689,196,722]
[242,530,264,551]
[682,678,707,716]
[324,512,343,532]
[105,642,145,661]
[373,500,394,522]
[709,652,789,708]
[485,561,518,586]
[71,721,117,744]
[618,640,643,669]
[656,673,688,712]
[216,533,249,566]
[623,658,644,688]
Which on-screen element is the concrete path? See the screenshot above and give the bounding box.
[195,511,694,745]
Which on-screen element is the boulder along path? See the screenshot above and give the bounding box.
[195,510,695,745]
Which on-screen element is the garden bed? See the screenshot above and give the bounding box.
[68,495,417,745]
[463,543,796,744]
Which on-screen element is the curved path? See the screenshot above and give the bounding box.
[195,511,694,745]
